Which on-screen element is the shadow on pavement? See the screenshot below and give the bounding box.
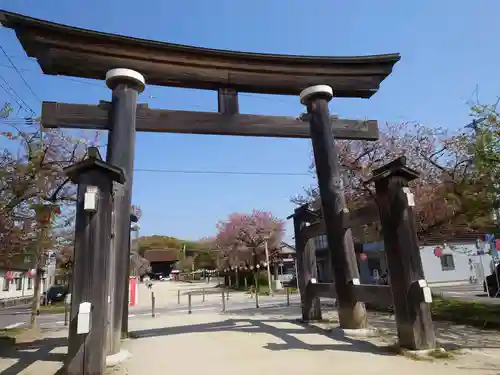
[129,316,396,356]
[223,303,500,351]
[0,336,66,375]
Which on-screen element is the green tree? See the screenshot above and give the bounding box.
[467,103,500,224]
[0,103,95,327]
[292,119,495,243]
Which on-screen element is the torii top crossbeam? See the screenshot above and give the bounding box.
[0,11,400,98]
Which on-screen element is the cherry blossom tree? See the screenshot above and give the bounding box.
[292,119,494,242]
[0,103,98,326]
[215,210,285,266]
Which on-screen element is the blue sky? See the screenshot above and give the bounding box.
[1,0,499,242]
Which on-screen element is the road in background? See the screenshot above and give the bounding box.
[2,281,500,329]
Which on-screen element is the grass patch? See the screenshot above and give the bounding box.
[367,294,500,329]
[0,327,25,338]
[39,303,66,314]
[430,294,500,326]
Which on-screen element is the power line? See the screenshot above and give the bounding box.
[0,45,41,104]
[133,168,309,176]
[0,75,35,116]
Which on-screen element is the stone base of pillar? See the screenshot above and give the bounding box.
[340,327,380,338]
[106,349,131,367]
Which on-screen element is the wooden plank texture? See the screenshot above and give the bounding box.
[309,282,337,298]
[0,11,400,98]
[300,203,380,241]
[353,285,393,305]
[41,102,380,140]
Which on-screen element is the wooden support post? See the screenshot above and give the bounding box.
[64,154,125,375]
[292,207,321,321]
[373,156,436,350]
[300,85,367,329]
[105,68,145,347]
[218,88,239,115]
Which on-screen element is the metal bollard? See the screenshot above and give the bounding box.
[286,287,290,306]
[255,290,259,308]
[202,288,205,302]
[188,292,192,314]
[221,291,226,312]
[151,291,156,318]
[177,289,180,304]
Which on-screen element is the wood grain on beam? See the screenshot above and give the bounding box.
[218,88,239,115]
[301,222,325,241]
[300,204,380,241]
[309,282,337,298]
[0,11,400,98]
[348,203,380,227]
[353,285,393,305]
[41,102,380,140]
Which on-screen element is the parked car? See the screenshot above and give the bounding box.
[483,264,500,297]
[41,285,69,305]
[282,276,297,288]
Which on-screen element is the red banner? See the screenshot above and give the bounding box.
[129,277,138,306]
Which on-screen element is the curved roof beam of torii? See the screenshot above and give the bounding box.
[0,11,400,98]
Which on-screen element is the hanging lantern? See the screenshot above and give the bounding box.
[359,253,368,261]
[28,269,36,278]
[434,247,444,257]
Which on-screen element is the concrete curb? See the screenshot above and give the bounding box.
[105,349,131,367]
[0,297,31,309]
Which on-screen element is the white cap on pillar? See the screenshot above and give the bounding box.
[106,68,146,92]
[299,85,333,105]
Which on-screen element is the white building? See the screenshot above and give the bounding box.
[0,268,46,301]
[309,234,495,287]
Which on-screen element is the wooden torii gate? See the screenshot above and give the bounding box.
[1,10,402,374]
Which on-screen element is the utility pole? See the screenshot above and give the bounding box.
[64,151,125,375]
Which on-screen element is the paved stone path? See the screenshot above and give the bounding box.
[1,282,499,375]
[121,308,500,375]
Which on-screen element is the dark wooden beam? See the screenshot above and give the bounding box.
[300,203,380,241]
[309,282,337,298]
[353,285,393,306]
[41,102,380,140]
[308,283,393,306]
[0,11,400,98]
